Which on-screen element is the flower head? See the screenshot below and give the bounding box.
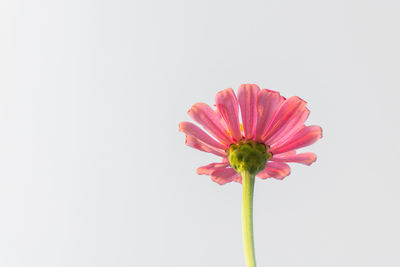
[179,84,322,185]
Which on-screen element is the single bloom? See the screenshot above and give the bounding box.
[179,84,322,185]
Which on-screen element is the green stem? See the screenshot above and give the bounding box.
[241,171,256,267]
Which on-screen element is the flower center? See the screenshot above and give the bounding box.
[227,140,272,175]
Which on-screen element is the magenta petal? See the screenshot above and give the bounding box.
[256,170,271,179]
[232,174,242,183]
[179,122,227,150]
[196,162,230,175]
[273,150,296,157]
[188,103,233,146]
[262,96,307,144]
[271,152,317,166]
[185,136,226,157]
[258,162,291,180]
[271,126,322,154]
[215,88,242,142]
[255,89,284,142]
[267,107,310,146]
[238,84,260,140]
[211,167,237,185]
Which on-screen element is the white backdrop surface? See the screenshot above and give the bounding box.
[1,0,399,266]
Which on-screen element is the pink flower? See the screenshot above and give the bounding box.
[179,84,322,185]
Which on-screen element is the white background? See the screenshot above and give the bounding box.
[1,0,399,266]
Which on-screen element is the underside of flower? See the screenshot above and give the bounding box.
[228,140,272,175]
[179,83,322,184]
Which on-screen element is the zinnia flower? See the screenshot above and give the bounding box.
[179,84,322,267]
[179,84,322,185]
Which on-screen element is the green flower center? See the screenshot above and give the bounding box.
[227,140,272,175]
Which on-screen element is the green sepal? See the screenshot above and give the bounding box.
[227,140,272,175]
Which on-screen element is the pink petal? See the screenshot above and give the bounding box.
[255,89,284,142]
[256,171,271,179]
[211,167,237,185]
[215,88,242,142]
[188,103,233,146]
[271,126,322,154]
[215,109,229,131]
[238,84,260,140]
[273,150,296,157]
[267,107,310,146]
[196,162,230,175]
[185,136,226,157]
[271,152,317,166]
[232,174,242,183]
[257,162,291,180]
[179,122,227,150]
[262,96,307,144]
